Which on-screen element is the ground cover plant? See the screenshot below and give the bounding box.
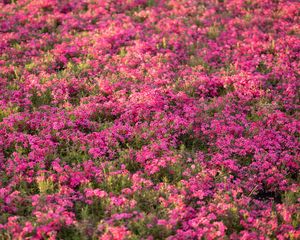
[0,0,299,239]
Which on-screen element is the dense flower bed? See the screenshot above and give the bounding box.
[0,0,299,239]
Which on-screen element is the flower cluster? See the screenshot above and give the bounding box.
[0,0,299,239]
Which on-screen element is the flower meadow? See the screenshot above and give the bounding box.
[0,0,299,239]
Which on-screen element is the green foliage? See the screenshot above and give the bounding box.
[206,105,225,117]
[75,198,109,222]
[66,61,91,77]
[73,198,110,239]
[128,215,172,240]
[207,24,221,40]
[0,105,19,122]
[4,143,31,157]
[233,153,253,166]
[133,189,167,216]
[220,207,244,235]
[6,82,20,90]
[267,76,280,87]
[118,149,141,173]
[99,174,132,195]
[217,84,235,96]
[256,61,272,74]
[127,134,150,150]
[69,88,93,106]
[246,112,263,122]
[188,55,210,70]
[121,188,173,239]
[57,226,86,240]
[25,62,37,72]
[214,168,231,184]
[150,162,184,184]
[282,190,300,206]
[89,109,118,123]
[0,191,34,224]
[243,13,252,22]
[156,37,168,49]
[147,0,156,7]
[13,180,39,195]
[55,140,89,165]
[178,132,209,153]
[37,175,56,194]
[30,88,52,109]
[223,63,237,76]
[119,47,127,58]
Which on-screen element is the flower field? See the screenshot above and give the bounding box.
[0,0,299,239]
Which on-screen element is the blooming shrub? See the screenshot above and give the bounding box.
[0,0,299,239]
